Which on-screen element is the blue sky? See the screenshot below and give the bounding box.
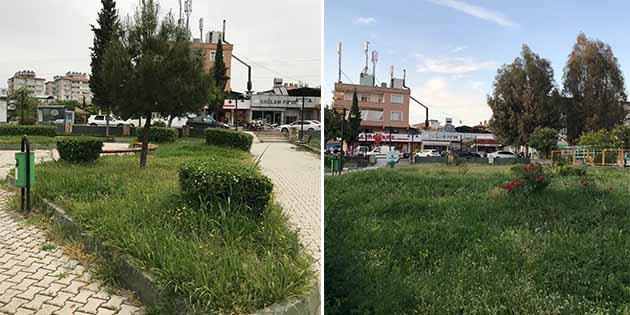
[324,0,630,126]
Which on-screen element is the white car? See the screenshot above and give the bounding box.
[87,115,133,127]
[488,150,517,159]
[415,149,440,157]
[278,120,321,133]
[367,146,399,159]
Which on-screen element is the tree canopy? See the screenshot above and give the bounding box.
[563,33,627,144]
[102,0,212,167]
[488,45,562,152]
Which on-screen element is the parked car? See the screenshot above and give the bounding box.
[416,149,440,157]
[87,115,132,127]
[367,146,399,159]
[488,150,517,159]
[325,143,341,155]
[355,146,369,157]
[399,149,411,159]
[185,116,228,129]
[277,120,321,133]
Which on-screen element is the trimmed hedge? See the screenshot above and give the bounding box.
[0,125,56,137]
[57,137,103,163]
[137,127,177,143]
[179,159,273,216]
[205,128,253,151]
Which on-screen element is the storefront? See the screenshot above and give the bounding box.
[356,130,499,153]
[218,98,250,126]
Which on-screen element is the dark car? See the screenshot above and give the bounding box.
[185,116,227,129]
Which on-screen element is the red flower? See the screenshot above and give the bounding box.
[530,163,535,170]
[579,179,589,187]
[513,181,522,187]
[522,166,529,172]
[538,175,545,180]
[502,183,514,191]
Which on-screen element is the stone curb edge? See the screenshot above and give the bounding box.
[37,197,320,314]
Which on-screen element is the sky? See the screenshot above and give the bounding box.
[0,0,321,93]
[324,0,630,126]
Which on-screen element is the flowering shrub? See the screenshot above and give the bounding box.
[502,163,550,195]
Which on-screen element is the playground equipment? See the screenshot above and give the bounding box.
[551,146,630,167]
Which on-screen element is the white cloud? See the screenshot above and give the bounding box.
[353,16,376,25]
[410,77,492,126]
[416,56,496,74]
[427,0,518,27]
[451,45,467,53]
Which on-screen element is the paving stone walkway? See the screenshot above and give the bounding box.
[0,190,143,315]
[251,141,321,270]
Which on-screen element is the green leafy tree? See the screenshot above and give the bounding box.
[528,127,559,159]
[158,27,214,127]
[11,88,38,125]
[578,129,614,149]
[611,125,630,148]
[563,33,627,144]
[347,90,362,146]
[90,0,120,136]
[324,106,340,141]
[102,0,210,168]
[488,45,562,154]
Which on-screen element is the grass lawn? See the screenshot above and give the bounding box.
[325,164,630,314]
[32,139,313,314]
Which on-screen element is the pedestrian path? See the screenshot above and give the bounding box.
[0,190,143,315]
[251,142,321,270]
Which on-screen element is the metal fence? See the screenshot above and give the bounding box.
[551,147,630,167]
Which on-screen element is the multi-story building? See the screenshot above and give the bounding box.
[47,72,93,103]
[191,31,233,92]
[7,70,46,98]
[333,81,410,132]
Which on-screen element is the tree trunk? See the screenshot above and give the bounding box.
[140,113,151,168]
[168,115,175,128]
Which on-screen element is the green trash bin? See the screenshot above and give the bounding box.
[15,152,35,188]
[331,158,340,173]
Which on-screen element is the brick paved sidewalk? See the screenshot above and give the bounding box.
[251,142,321,270]
[0,190,143,315]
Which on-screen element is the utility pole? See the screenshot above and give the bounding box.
[337,42,342,83]
[300,95,305,141]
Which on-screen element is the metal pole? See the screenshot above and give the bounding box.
[300,95,305,141]
[235,98,238,130]
[20,136,24,211]
[340,108,346,174]
[25,135,30,213]
[389,127,392,150]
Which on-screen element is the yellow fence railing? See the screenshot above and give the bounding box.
[551,148,630,167]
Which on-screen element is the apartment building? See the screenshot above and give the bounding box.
[191,31,233,92]
[46,72,93,103]
[7,70,46,97]
[333,81,410,132]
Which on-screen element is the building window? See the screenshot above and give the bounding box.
[390,111,403,121]
[391,94,404,104]
[360,95,369,102]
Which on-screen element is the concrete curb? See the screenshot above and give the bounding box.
[37,197,320,314]
[295,143,321,156]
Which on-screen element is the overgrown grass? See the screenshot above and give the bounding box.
[325,164,630,314]
[33,140,313,314]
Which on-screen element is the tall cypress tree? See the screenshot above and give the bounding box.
[347,89,362,146]
[213,40,228,91]
[90,0,119,136]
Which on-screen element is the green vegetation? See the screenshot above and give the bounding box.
[179,159,273,217]
[325,164,630,314]
[0,125,56,137]
[205,128,253,151]
[33,140,312,313]
[56,137,104,163]
[137,127,177,143]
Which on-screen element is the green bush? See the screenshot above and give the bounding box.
[555,165,587,177]
[206,128,253,151]
[57,137,103,163]
[0,125,56,137]
[179,159,273,216]
[137,127,177,143]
